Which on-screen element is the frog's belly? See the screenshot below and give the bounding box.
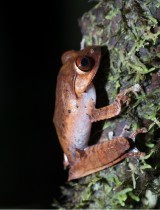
[64,84,96,157]
[70,109,92,149]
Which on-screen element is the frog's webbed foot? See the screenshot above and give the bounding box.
[120,126,147,139]
[129,127,147,140]
[125,149,145,158]
[90,84,141,122]
[115,84,141,105]
[120,126,147,154]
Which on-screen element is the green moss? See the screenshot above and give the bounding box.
[53,0,160,209]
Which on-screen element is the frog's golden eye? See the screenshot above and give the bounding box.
[75,56,95,72]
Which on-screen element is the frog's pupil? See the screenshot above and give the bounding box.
[81,57,89,67]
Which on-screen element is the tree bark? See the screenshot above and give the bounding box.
[54,0,160,208]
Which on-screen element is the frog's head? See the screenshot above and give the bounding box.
[61,46,101,97]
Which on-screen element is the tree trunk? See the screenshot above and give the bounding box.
[53,0,160,208]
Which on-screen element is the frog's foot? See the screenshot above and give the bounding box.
[119,84,141,96]
[115,84,141,106]
[129,127,147,140]
[120,126,147,140]
[125,148,145,158]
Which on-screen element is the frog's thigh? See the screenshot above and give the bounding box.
[84,137,130,165]
[68,137,130,180]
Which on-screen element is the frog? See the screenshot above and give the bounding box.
[53,46,146,181]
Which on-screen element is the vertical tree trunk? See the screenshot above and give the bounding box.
[53,1,160,208]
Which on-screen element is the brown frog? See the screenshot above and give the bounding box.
[53,46,145,181]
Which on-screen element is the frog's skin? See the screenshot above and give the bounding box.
[53,46,145,181]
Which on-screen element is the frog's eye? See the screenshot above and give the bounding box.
[75,56,95,72]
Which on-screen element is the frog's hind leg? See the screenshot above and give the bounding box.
[68,127,147,181]
[68,137,144,181]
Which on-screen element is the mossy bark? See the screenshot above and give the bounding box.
[53,0,160,209]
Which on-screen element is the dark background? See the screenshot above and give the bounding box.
[0,1,94,208]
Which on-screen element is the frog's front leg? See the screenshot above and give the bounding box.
[90,84,141,122]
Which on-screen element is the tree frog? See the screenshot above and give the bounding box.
[53,46,145,181]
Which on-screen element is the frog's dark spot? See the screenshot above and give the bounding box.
[68,110,71,113]
[87,114,92,119]
[76,105,79,108]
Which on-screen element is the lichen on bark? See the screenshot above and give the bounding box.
[53,0,160,209]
